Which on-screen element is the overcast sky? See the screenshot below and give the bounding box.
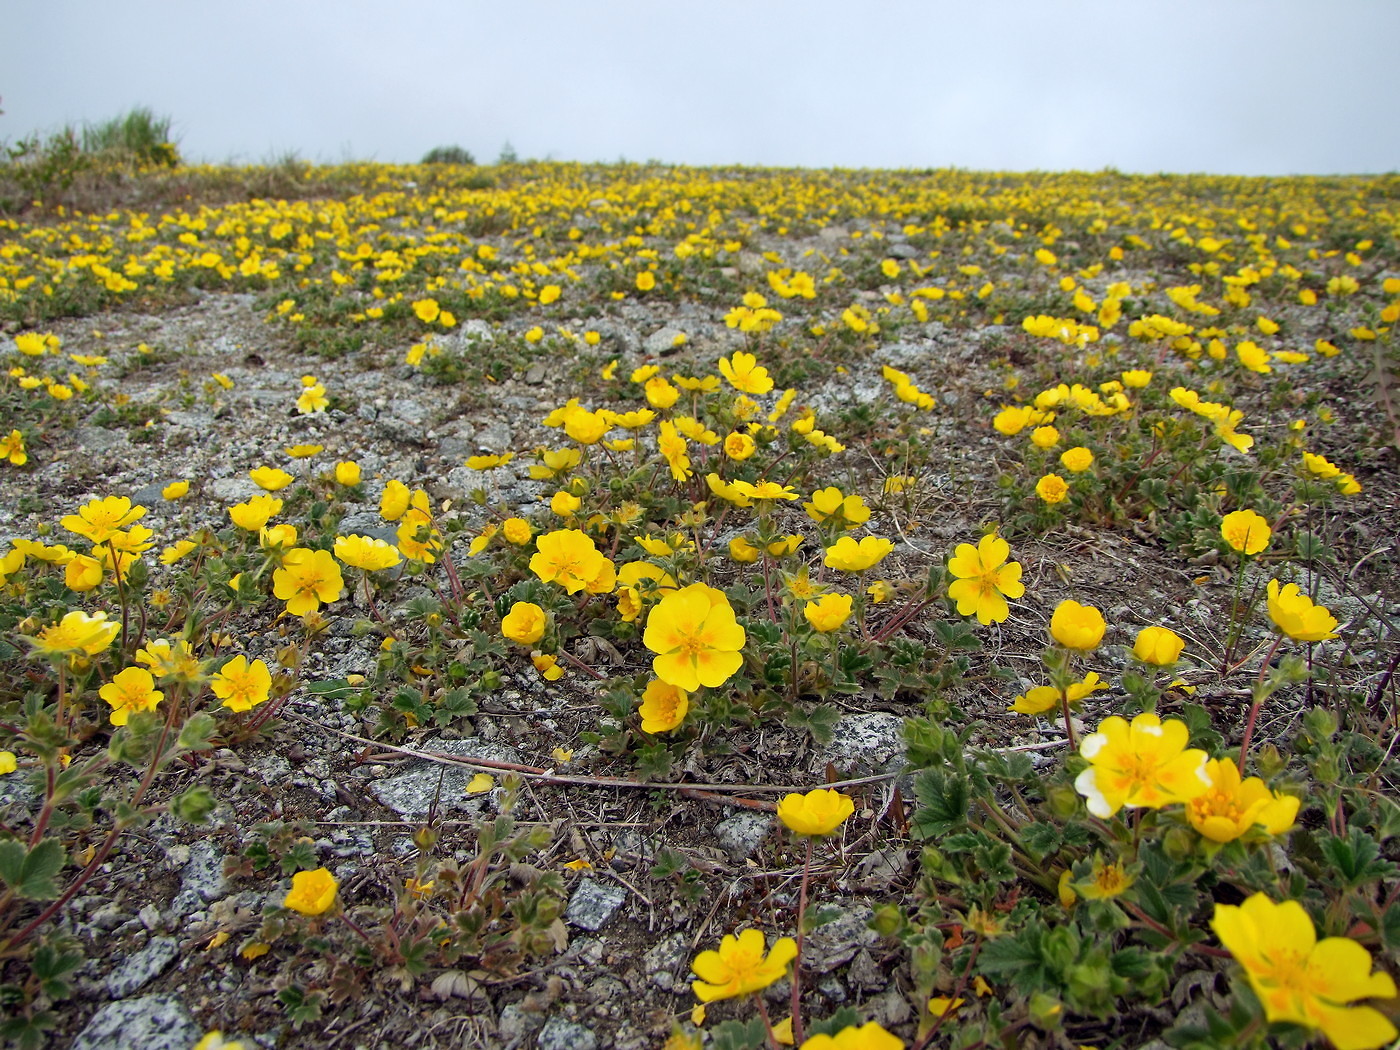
[4,0,1397,175]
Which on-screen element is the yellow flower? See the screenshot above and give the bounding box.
[99,666,164,726]
[1212,893,1397,1049]
[502,517,534,545]
[1059,447,1094,473]
[249,466,294,491]
[798,1022,904,1050]
[531,651,564,681]
[380,479,411,521]
[1030,425,1060,449]
[333,534,402,572]
[823,536,894,573]
[296,383,328,414]
[161,479,189,499]
[284,867,338,916]
[1077,856,1135,901]
[1074,712,1211,818]
[777,788,855,836]
[1132,625,1185,665]
[1266,580,1339,642]
[1221,509,1271,555]
[530,529,607,594]
[550,490,582,516]
[64,554,103,592]
[1187,758,1299,843]
[723,432,757,460]
[804,487,871,530]
[732,479,798,502]
[691,929,798,1003]
[467,452,514,470]
[1,429,28,466]
[1035,473,1070,504]
[466,773,495,794]
[273,548,344,616]
[804,592,853,633]
[27,610,120,662]
[501,601,547,645]
[228,495,283,532]
[61,496,146,544]
[638,679,690,734]
[635,270,656,292]
[644,583,746,691]
[1121,369,1152,388]
[0,752,14,775]
[135,637,202,682]
[211,655,273,713]
[334,460,362,486]
[718,351,775,395]
[1049,600,1106,650]
[729,537,761,563]
[1009,672,1108,714]
[946,534,1024,625]
[192,1033,245,1050]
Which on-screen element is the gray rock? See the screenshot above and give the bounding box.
[172,841,226,916]
[74,426,129,452]
[805,904,878,969]
[370,737,523,817]
[820,712,906,775]
[565,878,627,931]
[70,994,199,1050]
[643,327,687,356]
[524,363,547,385]
[105,936,179,997]
[642,932,688,990]
[453,319,494,349]
[472,421,513,453]
[888,242,920,259]
[207,477,258,503]
[497,1003,544,1049]
[537,1017,597,1050]
[714,811,772,862]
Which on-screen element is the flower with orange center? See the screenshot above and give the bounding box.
[1187,757,1300,843]
[1212,893,1397,1048]
[1074,712,1210,818]
[61,496,146,544]
[273,548,344,616]
[530,529,607,594]
[691,929,797,1003]
[638,679,689,734]
[946,534,1024,625]
[210,655,272,713]
[99,666,164,726]
[643,583,746,691]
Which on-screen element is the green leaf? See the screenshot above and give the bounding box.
[172,786,215,824]
[911,769,970,839]
[708,1018,767,1050]
[176,713,217,752]
[0,838,65,901]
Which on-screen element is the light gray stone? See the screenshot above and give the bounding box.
[106,936,177,997]
[642,932,688,990]
[805,904,878,969]
[70,995,199,1050]
[820,712,906,775]
[537,1017,597,1050]
[370,737,523,817]
[565,878,627,931]
[74,426,129,452]
[453,319,494,348]
[496,1003,544,1049]
[643,327,687,355]
[714,811,772,862]
[172,841,226,916]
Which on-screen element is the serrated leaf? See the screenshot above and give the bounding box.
[0,838,65,901]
